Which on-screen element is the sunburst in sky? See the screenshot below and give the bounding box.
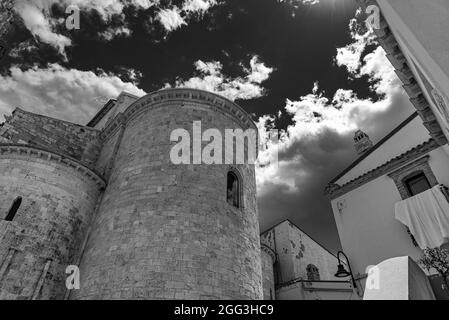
[282,0,357,22]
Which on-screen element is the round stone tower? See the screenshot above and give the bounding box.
[0,144,104,299]
[73,88,263,300]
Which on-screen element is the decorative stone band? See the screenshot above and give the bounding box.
[100,88,259,151]
[0,144,106,190]
[324,139,440,200]
[356,0,448,146]
[0,248,16,283]
[388,155,439,200]
[31,260,52,300]
[260,243,277,263]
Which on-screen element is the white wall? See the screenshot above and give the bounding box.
[332,119,449,276]
[363,256,436,300]
[378,0,449,140]
[332,174,421,276]
[332,147,449,276]
[262,221,340,284]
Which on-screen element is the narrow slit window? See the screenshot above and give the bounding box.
[227,171,241,208]
[5,197,22,221]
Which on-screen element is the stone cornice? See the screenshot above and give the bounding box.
[324,139,440,200]
[357,0,448,146]
[86,99,117,128]
[260,244,277,263]
[387,155,430,180]
[100,89,259,146]
[12,108,101,135]
[0,144,106,190]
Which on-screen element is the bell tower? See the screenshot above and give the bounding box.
[354,130,373,155]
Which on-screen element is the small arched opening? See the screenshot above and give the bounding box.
[5,196,22,221]
[227,171,242,208]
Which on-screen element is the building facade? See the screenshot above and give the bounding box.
[0,88,263,300]
[260,220,357,300]
[332,0,449,299]
[325,113,449,298]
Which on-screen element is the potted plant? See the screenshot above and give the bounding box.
[418,247,449,295]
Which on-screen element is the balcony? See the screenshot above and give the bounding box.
[276,279,358,300]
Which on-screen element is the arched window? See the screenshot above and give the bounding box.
[227,171,241,208]
[5,197,22,221]
[306,264,320,281]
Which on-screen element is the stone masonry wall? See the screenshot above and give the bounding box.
[73,94,263,300]
[0,152,102,299]
[94,126,122,178]
[273,221,339,284]
[0,108,102,168]
[261,229,276,252]
[261,248,275,300]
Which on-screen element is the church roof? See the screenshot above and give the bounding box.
[329,112,419,184]
[326,138,439,200]
[261,219,339,259]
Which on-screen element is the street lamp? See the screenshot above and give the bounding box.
[335,251,358,290]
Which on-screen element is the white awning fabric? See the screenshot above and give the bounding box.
[395,185,449,249]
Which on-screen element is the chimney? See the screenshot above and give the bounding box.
[354,130,373,155]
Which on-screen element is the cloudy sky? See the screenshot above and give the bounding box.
[0,0,416,253]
